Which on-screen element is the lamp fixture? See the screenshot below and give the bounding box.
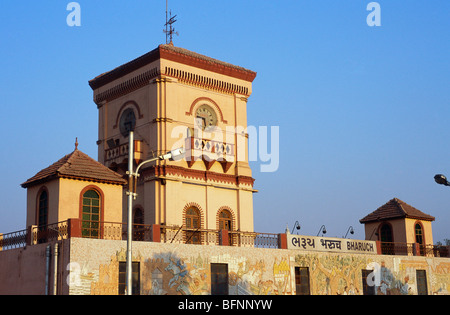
[434,174,450,186]
[317,225,327,236]
[291,221,301,234]
[344,226,355,238]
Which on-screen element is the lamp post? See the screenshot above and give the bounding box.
[125,130,185,295]
[434,174,450,187]
[291,221,301,234]
[317,225,327,236]
[125,130,135,296]
[344,226,354,238]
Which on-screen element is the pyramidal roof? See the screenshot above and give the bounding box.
[22,148,127,188]
[359,198,435,223]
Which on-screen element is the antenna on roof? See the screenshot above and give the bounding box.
[164,0,178,45]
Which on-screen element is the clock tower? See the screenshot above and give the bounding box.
[89,44,257,240]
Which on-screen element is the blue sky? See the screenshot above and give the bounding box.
[0,1,449,242]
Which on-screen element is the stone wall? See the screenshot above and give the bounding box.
[67,238,450,295]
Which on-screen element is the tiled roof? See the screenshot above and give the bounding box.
[359,198,435,223]
[21,149,127,188]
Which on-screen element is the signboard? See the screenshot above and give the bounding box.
[287,234,377,255]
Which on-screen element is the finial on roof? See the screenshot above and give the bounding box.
[164,0,178,45]
[75,137,79,150]
[285,224,290,234]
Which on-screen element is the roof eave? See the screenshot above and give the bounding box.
[89,45,257,91]
[21,172,127,189]
[58,174,127,186]
[21,174,59,189]
[360,214,435,224]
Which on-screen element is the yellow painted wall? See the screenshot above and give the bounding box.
[93,48,256,234]
[25,178,124,226]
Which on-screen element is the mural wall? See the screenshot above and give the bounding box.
[68,238,450,295]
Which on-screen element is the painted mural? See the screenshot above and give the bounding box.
[294,254,450,295]
[88,247,295,295]
[71,239,449,295]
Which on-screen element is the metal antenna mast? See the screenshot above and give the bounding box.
[164,0,178,44]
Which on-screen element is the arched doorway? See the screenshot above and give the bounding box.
[379,223,393,254]
[185,207,201,244]
[133,207,145,241]
[37,189,49,243]
[218,209,232,231]
[218,209,234,245]
[415,223,425,256]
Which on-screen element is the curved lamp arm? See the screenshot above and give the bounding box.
[133,148,186,198]
[317,225,327,236]
[344,226,354,238]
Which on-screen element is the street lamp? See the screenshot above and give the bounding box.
[317,225,327,236]
[125,131,185,295]
[434,174,450,186]
[291,221,301,234]
[344,226,354,238]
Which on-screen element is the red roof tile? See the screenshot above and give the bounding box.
[360,198,435,223]
[21,149,127,188]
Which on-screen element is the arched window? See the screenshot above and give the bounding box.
[81,190,100,239]
[185,207,201,244]
[379,223,393,242]
[133,208,144,241]
[218,208,234,246]
[134,208,144,225]
[38,190,48,228]
[218,209,232,231]
[37,189,48,244]
[415,223,425,256]
[379,223,393,255]
[415,223,424,245]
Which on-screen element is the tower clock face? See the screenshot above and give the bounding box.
[119,108,136,137]
[195,105,218,130]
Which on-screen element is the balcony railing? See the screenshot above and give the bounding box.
[379,242,449,257]
[104,140,143,164]
[380,242,414,256]
[1,220,449,258]
[0,229,28,251]
[185,136,235,169]
[420,244,449,257]
[160,225,280,248]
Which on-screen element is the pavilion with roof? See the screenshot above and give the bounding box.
[21,142,126,236]
[360,198,436,254]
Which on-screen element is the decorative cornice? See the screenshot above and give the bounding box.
[141,165,255,187]
[159,45,257,83]
[93,68,160,106]
[89,44,257,92]
[152,117,174,123]
[165,66,250,96]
